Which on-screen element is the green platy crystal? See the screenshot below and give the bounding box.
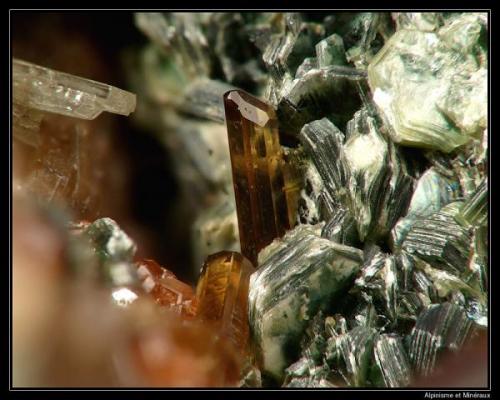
[408,303,476,377]
[391,167,461,249]
[248,224,363,381]
[368,13,487,153]
[129,12,488,388]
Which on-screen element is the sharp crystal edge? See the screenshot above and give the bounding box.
[402,202,472,274]
[223,89,301,266]
[277,66,367,136]
[249,224,363,381]
[299,111,413,242]
[367,13,487,153]
[354,251,398,323]
[196,251,255,353]
[455,178,488,228]
[408,302,476,377]
[373,334,411,387]
[13,59,136,120]
[391,167,460,249]
[320,207,358,246]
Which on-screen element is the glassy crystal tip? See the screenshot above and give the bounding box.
[13,58,136,120]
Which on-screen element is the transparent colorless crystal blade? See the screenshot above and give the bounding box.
[13,59,136,120]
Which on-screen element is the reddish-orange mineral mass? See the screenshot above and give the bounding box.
[121,317,242,387]
[136,259,197,317]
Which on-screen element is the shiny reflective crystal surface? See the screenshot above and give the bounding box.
[13,58,136,120]
[223,90,301,265]
[13,12,488,388]
[196,251,255,352]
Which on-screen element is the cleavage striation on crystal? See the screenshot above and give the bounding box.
[249,224,363,380]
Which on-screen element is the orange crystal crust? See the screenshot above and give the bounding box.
[136,259,197,317]
[223,90,299,265]
[195,251,255,353]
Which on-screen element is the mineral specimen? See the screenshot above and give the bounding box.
[299,112,413,242]
[196,251,255,353]
[408,303,477,377]
[136,259,197,317]
[224,89,301,265]
[343,109,413,241]
[354,251,398,323]
[299,118,349,213]
[114,310,242,387]
[82,218,137,265]
[391,167,460,248]
[316,34,347,67]
[277,65,366,136]
[13,58,136,121]
[372,334,411,387]
[76,218,143,307]
[249,224,363,380]
[13,58,136,220]
[368,13,487,153]
[455,178,487,228]
[401,202,472,274]
[13,11,489,389]
[320,207,358,246]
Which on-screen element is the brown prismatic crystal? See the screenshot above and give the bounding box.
[195,251,255,353]
[223,90,300,265]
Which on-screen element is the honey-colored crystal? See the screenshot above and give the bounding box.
[223,90,300,265]
[195,251,255,353]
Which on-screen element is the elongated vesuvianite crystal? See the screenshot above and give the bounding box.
[223,90,300,265]
[196,251,255,353]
